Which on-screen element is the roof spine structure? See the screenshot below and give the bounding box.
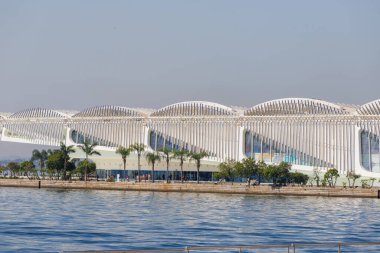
[151,101,237,117]
[73,105,146,118]
[244,98,349,116]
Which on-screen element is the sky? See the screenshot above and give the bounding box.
[0,0,379,159]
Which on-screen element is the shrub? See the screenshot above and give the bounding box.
[346,172,361,188]
[361,179,369,189]
[289,172,309,186]
[106,176,115,182]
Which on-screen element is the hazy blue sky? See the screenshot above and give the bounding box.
[1,0,379,158]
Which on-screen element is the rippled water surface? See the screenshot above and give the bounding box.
[1,187,380,252]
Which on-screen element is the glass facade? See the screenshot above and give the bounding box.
[360,131,380,172]
[96,169,212,181]
[149,131,186,151]
[71,130,117,147]
[244,130,330,167]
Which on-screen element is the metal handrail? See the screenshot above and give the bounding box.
[63,241,380,253]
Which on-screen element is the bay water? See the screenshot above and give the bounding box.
[0,187,379,252]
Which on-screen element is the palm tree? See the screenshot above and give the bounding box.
[189,151,208,184]
[159,147,172,183]
[116,146,131,181]
[173,148,189,183]
[47,149,55,156]
[60,142,76,180]
[129,143,145,182]
[145,152,160,183]
[31,149,48,172]
[78,140,101,181]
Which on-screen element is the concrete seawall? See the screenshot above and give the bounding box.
[1,179,379,198]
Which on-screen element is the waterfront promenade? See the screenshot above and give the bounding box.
[0,179,378,198]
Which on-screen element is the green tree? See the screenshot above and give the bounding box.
[78,140,100,181]
[237,158,260,185]
[262,164,276,184]
[46,151,64,179]
[216,161,237,184]
[189,151,208,184]
[172,148,189,183]
[76,160,96,180]
[159,147,172,183]
[262,162,291,186]
[145,152,161,183]
[31,149,48,171]
[60,142,76,180]
[20,161,35,180]
[116,146,131,181]
[129,143,145,182]
[313,168,322,187]
[257,160,267,184]
[324,168,339,187]
[65,161,76,180]
[6,162,20,177]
